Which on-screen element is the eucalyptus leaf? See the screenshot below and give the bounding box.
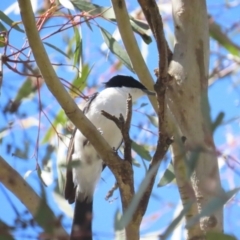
[118,164,160,229]
[100,27,134,72]
[158,161,175,187]
[0,22,6,32]
[146,114,158,128]
[0,11,24,33]
[132,141,151,161]
[70,63,93,97]
[211,111,224,132]
[73,25,82,67]
[209,16,240,56]
[71,0,151,42]
[43,42,70,59]
[161,203,192,240]
[42,109,67,143]
[186,188,240,229]
[114,210,123,232]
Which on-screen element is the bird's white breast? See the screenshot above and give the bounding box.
[73,87,144,200]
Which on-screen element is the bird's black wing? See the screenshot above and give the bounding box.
[64,93,99,204]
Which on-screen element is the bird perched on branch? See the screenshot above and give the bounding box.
[64,75,154,240]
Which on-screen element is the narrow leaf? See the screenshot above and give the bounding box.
[139,103,148,108]
[212,112,224,132]
[42,109,67,143]
[0,11,24,33]
[71,0,116,19]
[158,162,175,187]
[114,210,122,231]
[129,19,152,44]
[0,22,6,32]
[209,16,240,56]
[73,25,82,68]
[161,203,192,240]
[24,169,35,180]
[132,141,151,161]
[100,28,134,72]
[43,42,70,59]
[118,164,160,229]
[146,114,158,127]
[70,63,93,97]
[71,0,150,42]
[186,188,240,229]
[59,0,75,10]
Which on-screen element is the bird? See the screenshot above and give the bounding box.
[64,75,155,240]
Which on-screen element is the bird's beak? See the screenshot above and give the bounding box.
[142,89,155,96]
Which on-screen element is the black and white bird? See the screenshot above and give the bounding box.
[64,75,154,240]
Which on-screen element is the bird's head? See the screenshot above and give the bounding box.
[104,75,155,101]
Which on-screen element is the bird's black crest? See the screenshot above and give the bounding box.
[104,75,147,90]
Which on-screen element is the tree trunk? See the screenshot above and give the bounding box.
[168,0,223,238]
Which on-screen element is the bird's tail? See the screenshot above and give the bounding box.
[70,199,93,240]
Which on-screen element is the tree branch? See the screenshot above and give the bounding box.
[167,0,223,237]
[0,155,68,239]
[17,0,123,177]
[111,0,158,112]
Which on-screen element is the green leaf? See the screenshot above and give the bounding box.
[114,210,122,232]
[209,17,240,56]
[132,158,141,167]
[186,188,240,229]
[118,163,160,229]
[15,78,35,102]
[139,103,148,108]
[71,0,116,20]
[70,63,93,97]
[0,11,24,33]
[161,202,192,240]
[73,25,82,67]
[132,141,151,161]
[146,114,158,127]
[13,141,29,159]
[71,0,151,42]
[42,109,67,143]
[35,185,56,233]
[206,232,236,240]
[43,42,70,59]
[158,162,175,187]
[211,112,224,132]
[129,17,149,30]
[0,22,6,32]
[129,19,152,44]
[100,27,134,72]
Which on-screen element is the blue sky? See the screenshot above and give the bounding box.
[0,0,240,240]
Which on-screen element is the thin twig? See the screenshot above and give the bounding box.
[105,182,119,201]
[135,0,173,218]
[101,94,133,162]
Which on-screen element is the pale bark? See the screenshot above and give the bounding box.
[168,0,223,238]
[111,0,158,112]
[17,1,139,239]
